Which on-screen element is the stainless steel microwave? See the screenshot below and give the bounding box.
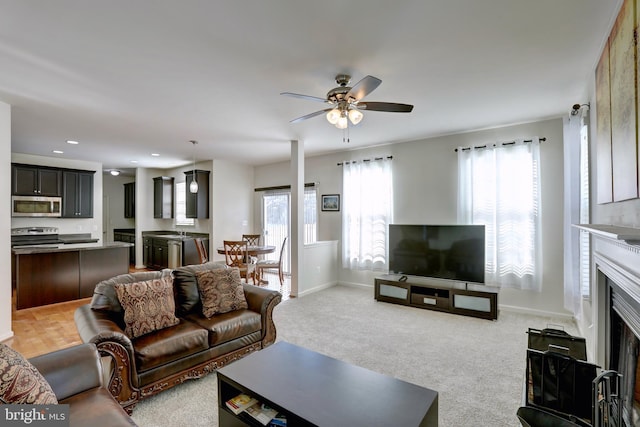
[12,196,62,217]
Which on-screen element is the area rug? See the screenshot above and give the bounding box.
[131,285,578,426]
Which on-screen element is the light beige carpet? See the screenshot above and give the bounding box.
[131,285,578,426]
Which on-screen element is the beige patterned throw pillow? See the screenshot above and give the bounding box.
[0,343,58,404]
[115,276,180,338]
[195,268,248,318]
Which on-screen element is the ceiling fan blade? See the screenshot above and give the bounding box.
[280,92,329,104]
[358,102,414,113]
[345,75,382,101]
[290,108,333,124]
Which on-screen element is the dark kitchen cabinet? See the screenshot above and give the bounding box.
[12,164,61,196]
[152,238,169,268]
[153,176,174,219]
[62,170,95,218]
[124,182,135,218]
[113,230,135,265]
[184,169,210,219]
[143,237,153,267]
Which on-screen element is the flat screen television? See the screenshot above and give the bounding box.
[388,224,485,284]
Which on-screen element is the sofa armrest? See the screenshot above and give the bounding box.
[243,285,282,346]
[74,304,141,409]
[29,343,102,401]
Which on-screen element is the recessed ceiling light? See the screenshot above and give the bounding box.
[130,160,138,164]
[66,140,79,145]
[53,150,64,154]
[151,153,160,157]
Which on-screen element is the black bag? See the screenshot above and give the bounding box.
[526,348,598,422]
[516,406,591,427]
[527,326,587,361]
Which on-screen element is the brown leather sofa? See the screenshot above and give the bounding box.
[74,262,282,413]
[29,343,137,426]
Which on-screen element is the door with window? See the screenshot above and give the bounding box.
[261,187,317,275]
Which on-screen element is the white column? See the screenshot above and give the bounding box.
[0,101,12,341]
[290,140,304,297]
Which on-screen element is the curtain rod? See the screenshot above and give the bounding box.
[454,137,546,152]
[254,183,315,192]
[337,155,393,166]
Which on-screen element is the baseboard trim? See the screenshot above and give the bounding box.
[337,281,373,290]
[0,330,15,343]
[297,281,338,298]
[498,303,575,320]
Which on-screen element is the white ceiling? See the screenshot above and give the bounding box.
[1,1,621,171]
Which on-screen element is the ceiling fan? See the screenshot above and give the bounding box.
[281,74,414,129]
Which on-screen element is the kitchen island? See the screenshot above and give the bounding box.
[12,242,132,309]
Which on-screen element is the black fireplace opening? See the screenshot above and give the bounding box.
[608,278,640,426]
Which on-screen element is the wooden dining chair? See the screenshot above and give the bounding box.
[194,238,208,264]
[242,234,262,264]
[255,237,287,287]
[242,234,261,245]
[223,240,256,284]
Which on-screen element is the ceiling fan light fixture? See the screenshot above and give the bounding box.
[348,108,363,125]
[336,115,348,129]
[326,108,340,125]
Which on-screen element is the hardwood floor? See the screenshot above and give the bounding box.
[7,269,290,359]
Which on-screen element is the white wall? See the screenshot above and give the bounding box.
[211,159,254,262]
[301,241,338,296]
[254,118,568,316]
[10,153,103,240]
[0,102,12,342]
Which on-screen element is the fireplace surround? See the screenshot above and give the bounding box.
[578,224,640,426]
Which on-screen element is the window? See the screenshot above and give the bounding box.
[342,158,393,271]
[457,139,542,291]
[304,187,317,244]
[175,182,194,226]
[579,121,590,297]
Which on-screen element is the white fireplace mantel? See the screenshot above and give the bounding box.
[574,224,640,245]
[574,223,640,366]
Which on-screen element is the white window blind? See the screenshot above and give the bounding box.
[457,139,542,291]
[579,121,590,297]
[342,158,393,271]
[175,182,194,226]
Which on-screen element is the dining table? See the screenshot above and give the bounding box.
[216,245,276,256]
[217,245,276,284]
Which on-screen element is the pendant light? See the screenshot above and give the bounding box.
[189,140,198,193]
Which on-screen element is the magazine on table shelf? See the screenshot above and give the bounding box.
[269,413,287,426]
[245,402,279,425]
[225,393,258,415]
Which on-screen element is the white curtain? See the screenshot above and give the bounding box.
[563,114,583,317]
[457,139,542,291]
[342,158,393,270]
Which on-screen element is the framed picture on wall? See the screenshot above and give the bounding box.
[321,194,340,211]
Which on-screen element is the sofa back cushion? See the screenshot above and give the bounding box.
[0,343,58,404]
[91,269,172,313]
[195,267,248,317]
[115,275,180,339]
[173,262,228,315]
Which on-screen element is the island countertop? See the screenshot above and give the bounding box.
[12,241,132,255]
[12,243,131,309]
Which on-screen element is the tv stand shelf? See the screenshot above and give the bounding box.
[375,276,498,320]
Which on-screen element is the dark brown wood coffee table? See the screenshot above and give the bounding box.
[217,341,438,426]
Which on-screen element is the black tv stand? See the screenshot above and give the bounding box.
[374,275,498,320]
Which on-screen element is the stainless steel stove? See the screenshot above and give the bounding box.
[11,227,60,247]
